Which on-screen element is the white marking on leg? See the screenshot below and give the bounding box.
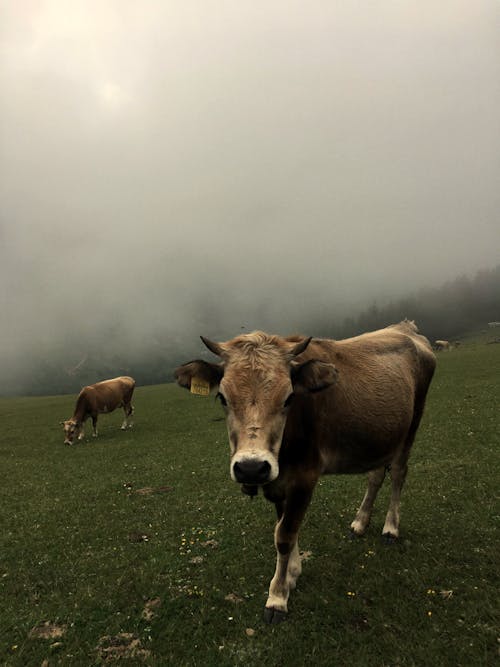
[382,462,407,538]
[287,541,302,590]
[351,467,386,535]
[266,521,292,613]
[122,405,134,429]
[382,516,399,538]
[351,514,370,535]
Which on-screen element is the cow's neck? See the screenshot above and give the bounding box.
[72,396,87,424]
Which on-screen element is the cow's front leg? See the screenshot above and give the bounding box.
[91,415,98,438]
[286,540,302,590]
[264,484,314,624]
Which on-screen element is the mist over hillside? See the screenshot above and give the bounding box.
[2,3,499,396]
[2,265,498,397]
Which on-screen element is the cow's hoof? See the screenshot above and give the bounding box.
[349,529,364,540]
[263,607,287,624]
[381,532,398,545]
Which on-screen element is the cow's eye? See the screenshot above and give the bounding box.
[284,393,295,408]
[216,392,228,407]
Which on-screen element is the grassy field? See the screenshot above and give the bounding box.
[0,340,499,666]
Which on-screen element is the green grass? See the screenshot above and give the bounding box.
[0,342,499,666]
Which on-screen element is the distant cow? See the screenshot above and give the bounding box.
[434,340,451,351]
[175,321,435,623]
[61,376,135,445]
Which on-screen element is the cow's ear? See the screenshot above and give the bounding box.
[291,359,338,394]
[174,359,224,391]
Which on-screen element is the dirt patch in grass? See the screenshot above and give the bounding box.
[127,531,151,543]
[123,483,174,495]
[135,485,174,495]
[141,597,161,621]
[96,633,151,663]
[29,622,66,640]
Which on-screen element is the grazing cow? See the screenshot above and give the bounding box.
[175,321,435,623]
[434,340,451,351]
[61,376,135,445]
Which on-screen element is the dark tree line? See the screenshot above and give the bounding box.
[327,265,500,343]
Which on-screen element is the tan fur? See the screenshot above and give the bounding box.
[62,376,135,444]
[175,322,436,621]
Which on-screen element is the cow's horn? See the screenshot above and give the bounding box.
[289,337,312,357]
[200,336,225,357]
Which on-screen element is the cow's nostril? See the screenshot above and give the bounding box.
[233,459,271,484]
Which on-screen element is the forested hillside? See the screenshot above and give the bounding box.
[326,265,500,342]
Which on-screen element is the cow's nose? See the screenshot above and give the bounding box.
[233,459,271,484]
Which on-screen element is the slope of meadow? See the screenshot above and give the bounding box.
[0,341,498,666]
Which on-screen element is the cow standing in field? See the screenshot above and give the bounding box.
[175,321,435,623]
[434,340,451,351]
[61,376,135,445]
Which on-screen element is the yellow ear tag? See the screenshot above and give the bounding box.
[190,377,210,396]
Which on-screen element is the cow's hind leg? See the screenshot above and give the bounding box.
[351,466,386,536]
[382,456,408,543]
[121,403,134,429]
[382,396,428,542]
[264,484,314,624]
[92,414,98,438]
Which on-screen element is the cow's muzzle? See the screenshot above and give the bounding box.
[233,459,272,485]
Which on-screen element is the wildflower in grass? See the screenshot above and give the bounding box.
[427,611,432,617]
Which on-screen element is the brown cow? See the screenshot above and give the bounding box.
[61,376,135,445]
[434,340,451,351]
[175,321,435,623]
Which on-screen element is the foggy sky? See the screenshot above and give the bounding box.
[1,1,499,385]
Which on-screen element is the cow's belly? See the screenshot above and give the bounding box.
[319,426,408,475]
[321,448,393,475]
[98,401,121,414]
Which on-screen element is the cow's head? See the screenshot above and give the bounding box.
[175,332,338,486]
[60,419,82,445]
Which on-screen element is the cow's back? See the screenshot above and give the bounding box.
[285,324,435,474]
[81,376,135,413]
